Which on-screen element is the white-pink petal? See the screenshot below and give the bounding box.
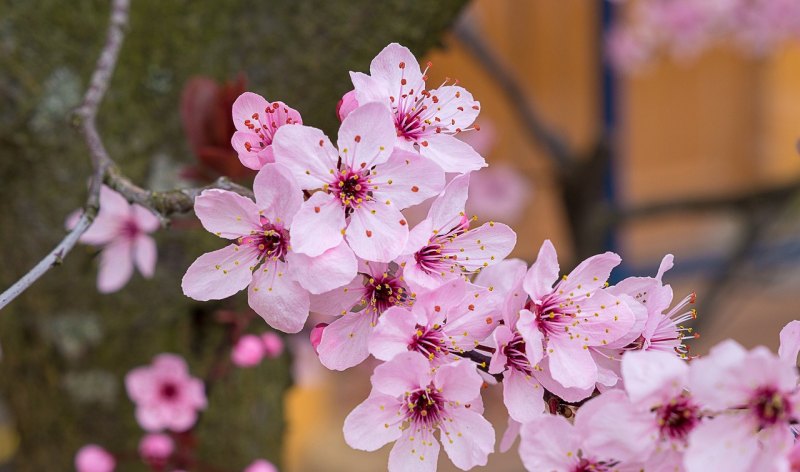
[290,193,345,257]
[133,234,157,278]
[181,244,258,301]
[317,312,373,371]
[434,360,483,404]
[337,103,395,170]
[97,238,134,293]
[503,368,545,423]
[522,239,560,302]
[247,263,310,333]
[370,149,445,210]
[287,241,357,295]
[419,133,486,173]
[346,202,408,262]
[440,407,495,470]
[193,189,261,239]
[253,164,303,225]
[343,394,404,451]
[272,124,338,189]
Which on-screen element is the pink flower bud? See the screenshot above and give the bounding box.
[336,90,358,122]
[261,332,284,358]
[75,445,115,472]
[243,459,278,472]
[310,323,328,355]
[231,334,266,367]
[138,433,174,466]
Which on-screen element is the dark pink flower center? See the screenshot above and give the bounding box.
[409,323,447,360]
[655,394,699,441]
[404,385,445,427]
[528,297,576,338]
[330,168,371,210]
[159,382,179,401]
[572,458,617,472]
[364,274,408,314]
[750,387,792,428]
[120,218,141,239]
[503,331,533,376]
[239,216,289,261]
[414,216,471,275]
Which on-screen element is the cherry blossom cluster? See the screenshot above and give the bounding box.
[607,0,800,72]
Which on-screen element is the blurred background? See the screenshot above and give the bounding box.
[2,0,800,470]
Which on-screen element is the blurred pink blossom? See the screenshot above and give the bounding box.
[125,354,207,432]
[138,433,174,467]
[261,332,284,358]
[67,185,159,293]
[243,459,278,472]
[230,92,302,171]
[75,445,115,472]
[231,334,266,367]
[466,164,531,225]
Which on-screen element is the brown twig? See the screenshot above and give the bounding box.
[0,0,252,311]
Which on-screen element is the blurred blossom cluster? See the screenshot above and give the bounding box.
[608,0,800,72]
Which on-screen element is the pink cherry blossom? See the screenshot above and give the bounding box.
[272,102,444,262]
[243,459,278,472]
[516,240,636,391]
[685,340,800,472]
[350,43,485,173]
[519,413,642,472]
[125,353,207,432]
[465,164,531,226]
[399,175,516,291]
[369,278,499,366]
[230,92,302,170]
[231,334,266,367]
[312,260,412,370]
[67,185,159,293]
[138,433,174,467]
[343,351,495,471]
[261,332,284,358]
[75,444,115,472]
[182,163,358,333]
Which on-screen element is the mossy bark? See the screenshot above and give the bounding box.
[0,0,467,469]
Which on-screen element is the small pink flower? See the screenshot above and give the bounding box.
[230,92,302,170]
[312,261,412,370]
[261,332,284,358]
[466,164,532,226]
[125,354,207,432]
[351,43,486,173]
[273,103,445,262]
[399,175,516,291]
[343,351,495,471]
[67,185,159,293]
[369,278,499,366]
[75,444,115,472]
[182,164,358,333]
[138,433,174,467]
[516,240,636,391]
[685,340,800,472]
[243,459,278,472]
[231,334,266,367]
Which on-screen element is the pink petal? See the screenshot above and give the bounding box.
[434,360,483,404]
[350,71,387,107]
[193,189,260,239]
[369,306,417,362]
[428,174,470,232]
[440,407,495,470]
[125,367,156,403]
[317,312,373,371]
[687,339,749,410]
[546,336,598,390]
[503,368,545,423]
[75,444,115,472]
[419,133,487,173]
[388,429,439,472]
[779,320,800,366]
[290,193,345,257]
[371,351,431,397]
[533,361,595,403]
[71,209,119,246]
[448,222,516,273]
[232,130,273,170]
[561,251,622,297]
[337,103,395,170]
[152,353,189,376]
[370,148,445,210]
[132,204,160,233]
[343,393,404,451]
[183,377,207,409]
[165,405,198,432]
[499,418,521,453]
[133,234,157,278]
[684,416,759,472]
[287,241,357,294]
[97,238,134,293]
[232,92,270,133]
[247,261,310,333]
[576,389,656,463]
[519,415,579,472]
[272,124,338,189]
[489,325,514,375]
[474,258,528,326]
[337,89,359,121]
[309,279,366,316]
[253,164,303,225]
[428,85,480,131]
[181,244,258,301]
[517,309,544,366]
[346,202,408,262]
[368,43,425,99]
[99,185,131,218]
[523,240,560,302]
[621,349,688,405]
[231,334,266,367]
[135,405,166,432]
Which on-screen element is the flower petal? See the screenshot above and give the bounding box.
[519,415,579,472]
[253,164,303,225]
[371,351,431,397]
[434,360,483,404]
[272,124,338,189]
[337,103,395,170]
[97,238,135,293]
[346,202,408,262]
[621,349,688,405]
[343,393,404,451]
[388,429,440,472]
[419,133,486,173]
[449,222,516,273]
[288,241,357,295]
[684,415,759,472]
[134,234,157,278]
[440,407,495,470]
[370,148,445,210]
[779,320,800,366]
[290,193,345,257]
[317,312,373,370]
[503,368,545,424]
[247,261,310,333]
[181,244,258,301]
[522,240,560,302]
[369,306,417,362]
[193,189,260,239]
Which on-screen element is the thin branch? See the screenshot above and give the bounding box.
[453,19,573,170]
